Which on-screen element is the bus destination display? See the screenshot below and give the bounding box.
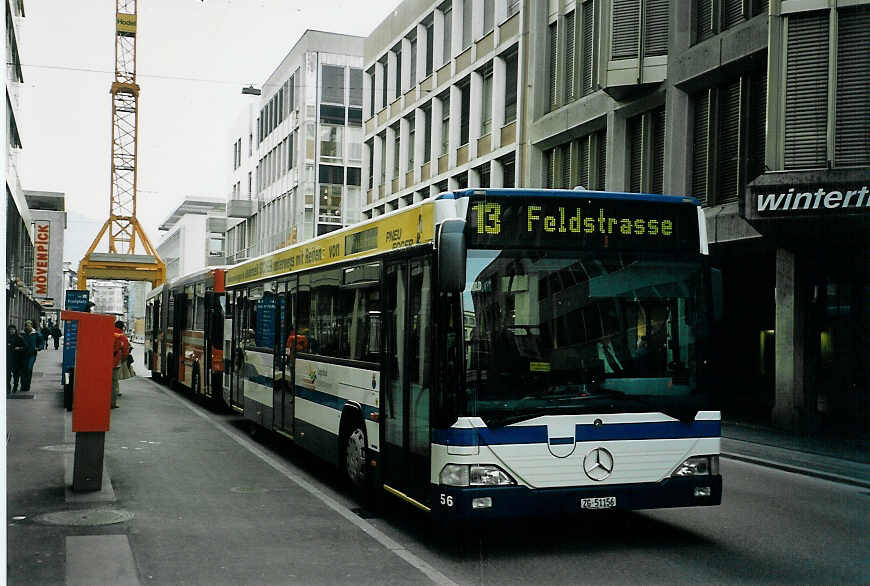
[466,196,699,251]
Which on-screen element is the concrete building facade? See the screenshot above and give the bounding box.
[362,0,870,434]
[225,30,366,264]
[5,0,43,329]
[362,0,524,217]
[155,198,227,282]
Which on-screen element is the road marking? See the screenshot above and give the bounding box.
[150,379,458,586]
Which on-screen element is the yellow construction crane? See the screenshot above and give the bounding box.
[78,0,165,289]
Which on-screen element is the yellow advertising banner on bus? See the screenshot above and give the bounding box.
[226,202,435,287]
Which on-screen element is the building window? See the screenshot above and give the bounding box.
[691,62,766,206]
[409,34,418,88]
[349,69,363,107]
[505,0,520,18]
[544,128,606,190]
[477,162,491,187]
[320,125,344,162]
[367,67,376,117]
[322,65,345,105]
[248,171,252,198]
[423,104,432,163]
[483,0,495,35]
[393,44,403,97]
[611,0,668,59]
[481,64,493,136]
[565,11,576,102]
[459,79,471,145]
[408,116,416,169]
[462,0,473,49]
[548,21,559,111]
[580,0,597,95]
[695,0,769,44]
[782,6,869,170]
[425,21,434,76]
[442,4,453,63]
[504,49,518,123]
[441,93,451,155]
[392,124,401,178]
[380,58,388,110]
[500,153,516,188]
[627,107,665,194]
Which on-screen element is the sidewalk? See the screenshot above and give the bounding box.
[6,347,442,586]
[721,421,870,488]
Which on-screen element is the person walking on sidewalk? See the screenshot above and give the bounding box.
[40,323,51,350]
[7,324,26,393]
[51,323,61,350]
[112,321,130,408]
[20,321,42,393]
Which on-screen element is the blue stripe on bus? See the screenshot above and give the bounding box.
[295,386,379,422]
[549,437,574,445]
[432,420,721,446]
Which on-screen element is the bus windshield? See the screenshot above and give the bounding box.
[462,249,711,426]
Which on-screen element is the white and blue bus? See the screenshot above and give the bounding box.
[224,188,722,523]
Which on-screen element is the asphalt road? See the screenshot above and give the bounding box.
[46,344,870,583]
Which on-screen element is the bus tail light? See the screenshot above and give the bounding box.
[671,455,719,477]
[439,464,516,487]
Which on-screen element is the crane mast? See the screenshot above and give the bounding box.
[77,0,165,289]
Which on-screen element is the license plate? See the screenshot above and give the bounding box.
[580,497,616,510]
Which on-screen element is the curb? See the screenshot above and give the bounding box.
[721,451,870,490]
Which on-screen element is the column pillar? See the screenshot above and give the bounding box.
[433,10,446,69]
[469,70,483,157]
[431,97,443,167]
[773,248,806,431]
[375,62,385,111]
[416,24,427,83]
[401,38,412,94]
[605,109,627,191]
[387,51,398,104]
[491,157,504,187]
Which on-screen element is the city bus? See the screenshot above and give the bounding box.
[145,267,227,403]
[224,188,722,522]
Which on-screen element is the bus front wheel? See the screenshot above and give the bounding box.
[344,425,367,488]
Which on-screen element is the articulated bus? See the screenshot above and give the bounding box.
[145,267,227,402]
[223,188,723,523]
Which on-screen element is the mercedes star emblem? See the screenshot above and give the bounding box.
[583,447,614,481]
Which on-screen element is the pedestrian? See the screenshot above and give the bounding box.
[7,324,26,393]
[41,323,51,350]
[51,323,62,350]
[111,320,131,409]
[19,320,42,393]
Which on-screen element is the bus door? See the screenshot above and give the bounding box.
[204,291,224,399]
[272,279,297,435]
[150,298,161,371]
[382,258,434,506]
[172,293,187,383]
[230,291,245,409]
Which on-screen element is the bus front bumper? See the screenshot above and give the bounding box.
[431,475,722,521]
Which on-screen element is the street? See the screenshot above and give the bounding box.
[96,345,870,584]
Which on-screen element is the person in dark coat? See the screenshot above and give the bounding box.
[40,324,51,350]
[20,320,41,392]
[7,324,26,393]
[51,323,62,350]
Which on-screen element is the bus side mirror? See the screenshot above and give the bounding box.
[711,268,724,322]
[437,219,466,293]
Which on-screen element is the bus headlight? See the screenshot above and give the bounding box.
[439,464,516,487]
[671,455,719,477]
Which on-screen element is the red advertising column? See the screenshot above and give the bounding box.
[61,310,115,491]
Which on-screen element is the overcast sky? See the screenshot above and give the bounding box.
[19,0,401,263]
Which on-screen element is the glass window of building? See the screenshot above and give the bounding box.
[505,0,520,18]
[483,0,494,35]
[409,33,418,87]
[441,92,450,155]
[548,20,559,110]
[349,68,363,107]
[565,10,576,102]
[462,0,473,49]
[442,4,453,63]
[628,107,665,194]
[612,0,668,59]
[408,115,416,169]
[320,125,344,162]
[500,153,516,188]
[393,44,403,97]
[459,79,471,145]
[423,104,432,163]
[322,65,345,105]
[504,49,518,123]
[481,64,493,136]
[425,21,434,76]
